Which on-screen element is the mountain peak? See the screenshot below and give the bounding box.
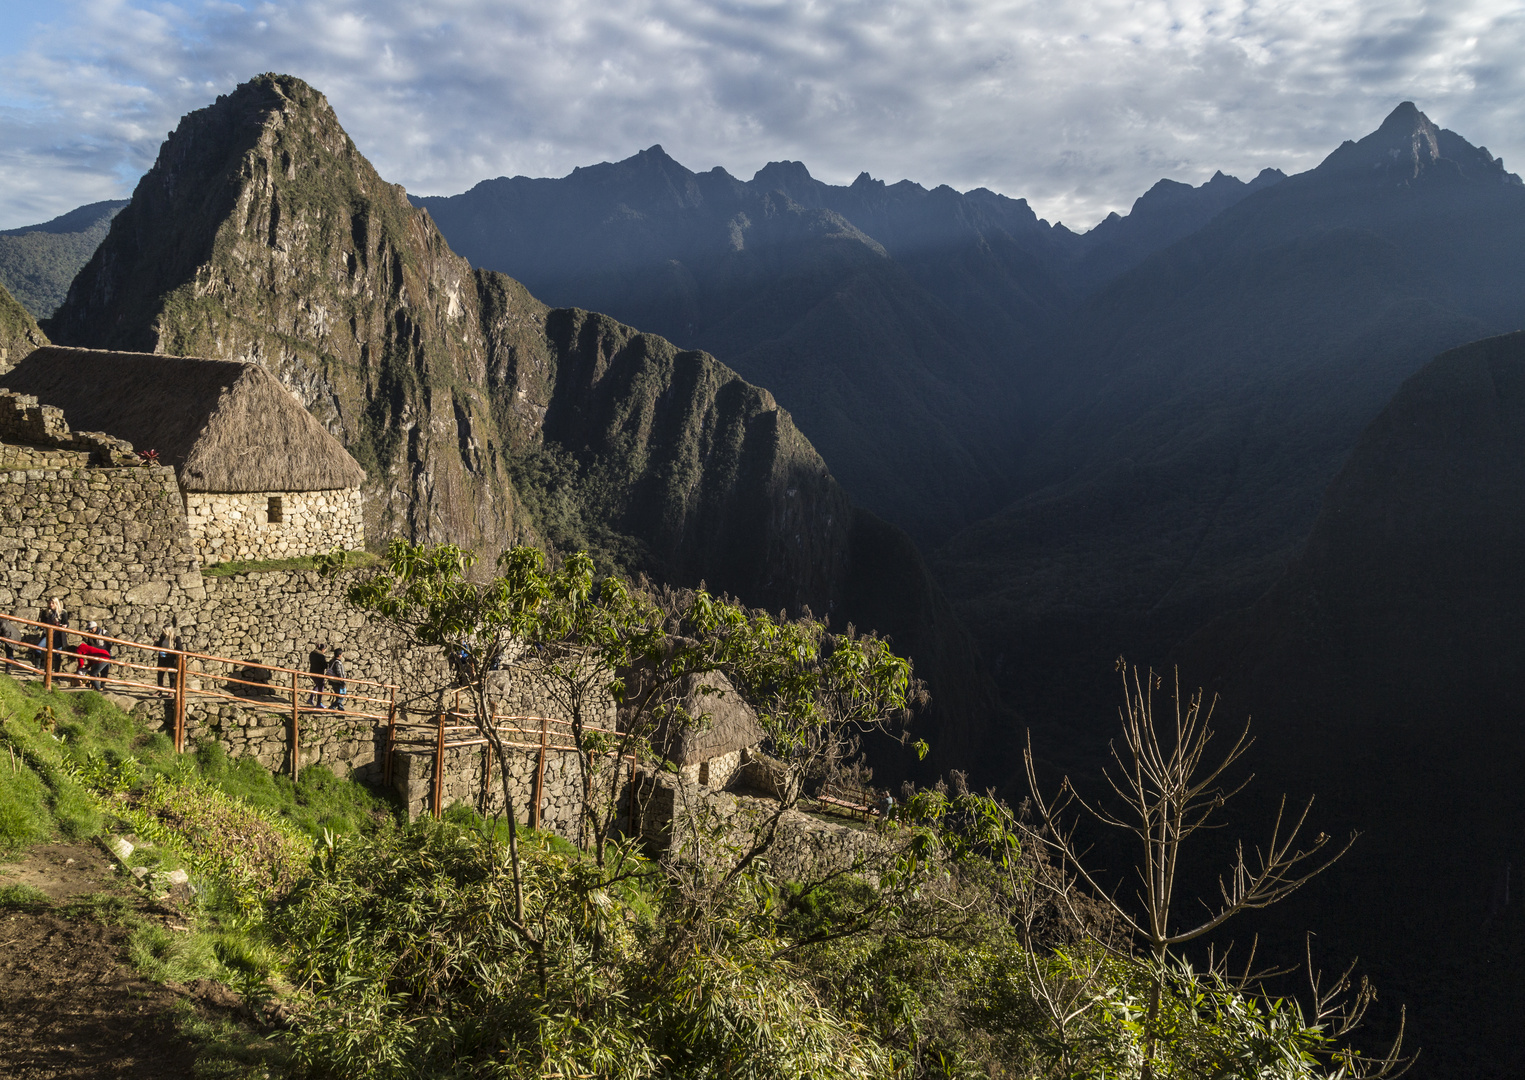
[1314,101,1520,185]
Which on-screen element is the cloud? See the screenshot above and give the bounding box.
[1,0,1523,230]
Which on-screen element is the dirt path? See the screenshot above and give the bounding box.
[0,843,245,1078]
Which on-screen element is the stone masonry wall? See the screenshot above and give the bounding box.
[0,460,206,645]
[391,740,633,842]
[186,488,365,564]
[635,770,887,881]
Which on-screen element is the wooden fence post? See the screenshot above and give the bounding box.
[532,715,549,831]
[384,687,397,787]
[290,670,301,782]
[173,651,187,752]
[43,626,54,693]
[433,710,446,820]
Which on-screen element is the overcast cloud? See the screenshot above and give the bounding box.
[1,0,1523,231]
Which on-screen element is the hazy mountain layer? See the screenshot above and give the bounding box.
[42,73,994,775]
[1184,331,1525,1079]
[0,280,48,372]
[415,152,1283,547]
[935,102,1525,733]
[0,201,127,319]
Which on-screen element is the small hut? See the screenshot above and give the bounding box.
[643,670,766,788]
[0,347,365,561]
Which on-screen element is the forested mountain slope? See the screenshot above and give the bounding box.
[0,280,48,371]
[42,73,995,775]
[1185,331,1525,1079]
[0,200,126,319]
[934,102,1525,729]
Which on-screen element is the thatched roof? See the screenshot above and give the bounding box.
[0,347,364,492]
[644,671,766,766]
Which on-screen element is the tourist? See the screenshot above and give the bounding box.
[156,628,177,689]
[307,642,329,707]
[39,597,69,672]
[325,647,348,711]
[0,613,16,673]
[75,632,113,692]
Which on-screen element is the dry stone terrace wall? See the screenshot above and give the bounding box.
[187,488,364,563]
[634,770,887,881]
[391,739,633,840]
[0,460,206,645]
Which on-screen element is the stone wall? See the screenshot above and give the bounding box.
[390,739,634,840]
[186,487,364,563]
[634,770,886,881]
[0,389,139,466]
[0,459,205,646]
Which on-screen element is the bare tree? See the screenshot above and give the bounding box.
[1023,663,1378,1079]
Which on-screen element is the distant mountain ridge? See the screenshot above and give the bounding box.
[41,73,995,777]
[934,101,1525,730]
[0,200,127,319]
[414,150,1279,544]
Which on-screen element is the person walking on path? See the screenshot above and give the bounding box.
[75,627,112,692]
[307,643,329,708]
[39,597,69,673]
[0,614,17,674]
[156,628,178,690]
[325,647,347,712]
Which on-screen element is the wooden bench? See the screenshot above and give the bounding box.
[814,793,877,821]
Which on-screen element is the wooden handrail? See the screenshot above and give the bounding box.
[0,610,398,694]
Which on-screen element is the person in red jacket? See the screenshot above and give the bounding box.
[75,627,113,692]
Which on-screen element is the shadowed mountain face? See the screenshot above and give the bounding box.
[933,102,1525,739]
[415,152,1280,545]
[1185,332,1525,1080]
[0,201,127,320]
[41,73,995,776]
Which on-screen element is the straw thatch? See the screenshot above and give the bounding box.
[0,347,364,492]
[643,670,766,767]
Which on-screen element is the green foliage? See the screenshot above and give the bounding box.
[113,774,311,911]
[202,550,375,578]
[273,820,895,1079]
[0,881,49,909]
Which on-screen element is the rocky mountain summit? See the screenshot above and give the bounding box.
[42,73,994,776]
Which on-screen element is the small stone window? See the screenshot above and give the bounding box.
[267,496,284,524]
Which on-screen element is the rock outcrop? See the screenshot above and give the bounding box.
[0,281,47,373]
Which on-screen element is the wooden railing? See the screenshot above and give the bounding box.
[0,611,397,782]
[384,694,635,826]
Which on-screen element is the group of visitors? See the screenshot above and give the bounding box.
[0,598,118,690]
[0,600,355,710]
[306,642,350,711]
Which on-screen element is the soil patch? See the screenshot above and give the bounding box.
[0,842,116,901]
[0,844,256,1078]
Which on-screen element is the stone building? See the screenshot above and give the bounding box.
[643,670,765,789]
[0,347,364,562]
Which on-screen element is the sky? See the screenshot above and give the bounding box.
[1,0,1523,232]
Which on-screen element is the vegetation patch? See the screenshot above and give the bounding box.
[202,549,376,577]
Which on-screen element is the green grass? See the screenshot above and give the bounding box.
[0,881,49,910]
[201,549,376,577]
